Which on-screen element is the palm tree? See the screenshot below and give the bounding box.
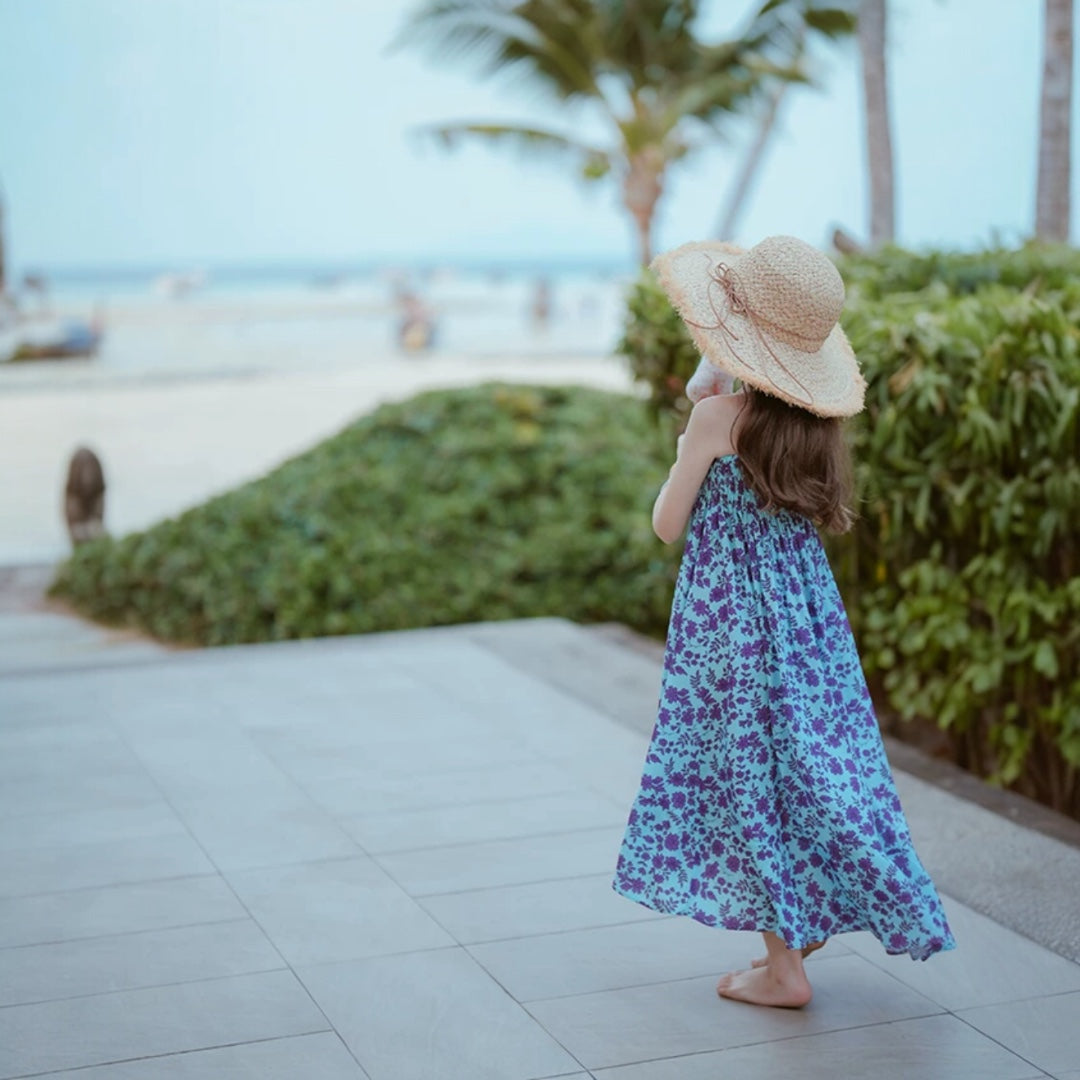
[1035,0,1073,242]
[397,0,834,265]
[857,0,894,247]
[715,1,856,241]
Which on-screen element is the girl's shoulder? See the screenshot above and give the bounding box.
[686,391,745,457]
[687,391,744,423]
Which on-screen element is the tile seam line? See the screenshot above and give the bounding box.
[0,622,506,681]
[290,943,467,976]
[0,848,405,902]
[96,730,371,1077]
[535,1005,950,1072]
[578,1012,1045,1076]
[950,1009,1062,1077]
[0,869,229,903]
[342,787,625,825]
[299,761,571,798]
[507,948,855,1006]
[0,964,318,1011]
[325,782,584,816]
[431,913,678,948]
[0,798,182,826]
[442,944,592,1079]
[375,865,630,901]
[0,1028,347,1080]
[110,696,376,865]
[404,868,638,901]
[0,914,258,954]
[366,821,626,858]
[954,986,1080,1013]
[858,936,1080,1012]
[467,915,766,955]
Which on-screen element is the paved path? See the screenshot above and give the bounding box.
[2,616,1079,1079]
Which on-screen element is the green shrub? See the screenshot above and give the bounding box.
[840,243,1080,301]
[618,247,1080,814]
[843,284,1080,810]
[50,384,679,645]
[615,245,1080,412]
[618,273,702,430]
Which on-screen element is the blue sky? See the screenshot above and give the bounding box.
[0,0,1064,271]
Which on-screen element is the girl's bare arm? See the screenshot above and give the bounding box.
[652,394,740,544]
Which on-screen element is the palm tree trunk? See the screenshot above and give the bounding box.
[623,151,664,266]
[1036,0,1073,242]
[716,81,790,242]
[632,214,653,266]
[716,25,805,243]
[857,0,895,247]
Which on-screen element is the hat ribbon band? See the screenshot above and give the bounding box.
[683,260,815,408]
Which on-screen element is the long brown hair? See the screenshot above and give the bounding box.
[733,387,856,534]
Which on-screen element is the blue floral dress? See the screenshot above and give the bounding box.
[613,454,955,961]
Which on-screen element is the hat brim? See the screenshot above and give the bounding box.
[651,240,866,418]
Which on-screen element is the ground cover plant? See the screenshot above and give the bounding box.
[51,383,679,645]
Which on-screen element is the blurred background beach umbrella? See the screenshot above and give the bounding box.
[397,0,855,265]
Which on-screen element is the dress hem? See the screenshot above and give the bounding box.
[611,879,957,963]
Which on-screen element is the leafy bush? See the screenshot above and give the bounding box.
[50,384,678,645]
[840,243,1080,301]
[618,248,1080,815]
[615,245,1080,407]
[618,273,702,429]
[844,284,1080,812]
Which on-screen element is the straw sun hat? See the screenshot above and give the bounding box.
[651,235,866,418]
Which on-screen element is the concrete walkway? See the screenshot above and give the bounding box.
[2,614,1079,1079]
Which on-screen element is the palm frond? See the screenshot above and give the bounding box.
[396,0,603,103]
[416,121,611,175]
[802,7,857,37]
[750,1,856,45]
[665,72,764,125]
[595,0,701,90]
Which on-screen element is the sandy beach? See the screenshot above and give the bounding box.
[0,287,637,567]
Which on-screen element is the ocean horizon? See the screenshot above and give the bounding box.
[15,255,635,290]
[2,257,633,377]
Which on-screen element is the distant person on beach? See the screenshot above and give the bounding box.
[612,236,955,1009]
[530,278,552,329]
[396,289,436,352]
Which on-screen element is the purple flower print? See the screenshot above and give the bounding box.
[611,455,956,963]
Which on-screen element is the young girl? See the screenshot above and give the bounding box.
[613,235,955,1009]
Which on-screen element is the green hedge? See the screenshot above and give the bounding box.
[618,273,703,428]
[844,285,1080,806]
[617,243,1080,423]
[617,248,1080,815]
[50,384,678,645]
[840,243,1080,300]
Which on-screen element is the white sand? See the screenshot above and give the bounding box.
[0,352,637,566]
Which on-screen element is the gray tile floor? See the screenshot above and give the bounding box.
[1,618,1078,1079]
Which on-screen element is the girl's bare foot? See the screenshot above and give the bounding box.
[749,939,825,969]
[716,964,813,1008]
